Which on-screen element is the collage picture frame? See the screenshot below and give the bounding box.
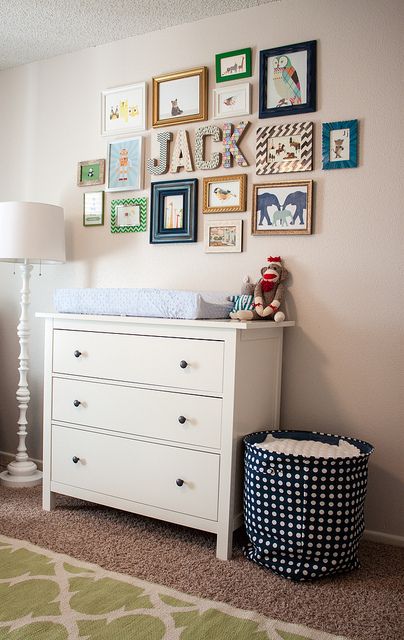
[203,174,247,213]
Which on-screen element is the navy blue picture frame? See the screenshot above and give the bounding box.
[150,178,198,244]
[259,40,316,119]
[322,120,358,170]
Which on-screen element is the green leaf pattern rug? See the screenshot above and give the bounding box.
[0,535,349,640]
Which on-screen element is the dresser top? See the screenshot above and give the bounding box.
[37,312,294,331]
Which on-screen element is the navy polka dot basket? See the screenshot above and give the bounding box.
[243,430,374,581]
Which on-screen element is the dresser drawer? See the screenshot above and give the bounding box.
[53,330,224,393]
[52,378,222,449]
[51,425,219,521]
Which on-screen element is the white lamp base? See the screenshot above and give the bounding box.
[0,461,43,487]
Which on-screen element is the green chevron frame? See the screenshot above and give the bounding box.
[110,197,147,233]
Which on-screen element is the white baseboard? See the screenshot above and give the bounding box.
[0,450,43,472]
[363,529,404,547]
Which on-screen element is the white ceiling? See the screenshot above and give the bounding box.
[0,0,278,70]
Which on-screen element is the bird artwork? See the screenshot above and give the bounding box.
[272,55,301,107]
[223,96,236,107]
[213,186,237,201]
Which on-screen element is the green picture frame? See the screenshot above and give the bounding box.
[110,197,147,233]
[215,47,252,83]
[77,159,105,186]
[83,191,104,227]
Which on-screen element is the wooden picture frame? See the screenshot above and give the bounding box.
[152,67,208,128]
[83,191,104,226]
[252,180,313,235]
[150,179,198,244]
[204,219,242,253]
[259,40,317,118]
[215,48,252,83]
[101,82,147,136]
[256,122,313,174]
[77,159,105,187]
[203,174,247,213]
[322,120,358,170]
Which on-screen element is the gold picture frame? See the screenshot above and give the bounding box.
[203,174,247,213]
[152,66,208,128]
[252,180,313,235]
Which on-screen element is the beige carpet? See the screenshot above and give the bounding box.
[0,485,403,640]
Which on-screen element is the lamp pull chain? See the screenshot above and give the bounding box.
[39,260,42,276]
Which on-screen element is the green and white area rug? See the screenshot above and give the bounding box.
[0,535,348,640]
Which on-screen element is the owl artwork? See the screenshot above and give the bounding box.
[272,55,302,107]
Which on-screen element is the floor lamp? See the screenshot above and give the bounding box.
[0,201,65,487]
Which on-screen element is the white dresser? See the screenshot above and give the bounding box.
[39,313,293,559]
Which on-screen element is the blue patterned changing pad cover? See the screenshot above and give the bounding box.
[54,288,233,320]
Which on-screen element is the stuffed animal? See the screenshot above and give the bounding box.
[230,256,288,322]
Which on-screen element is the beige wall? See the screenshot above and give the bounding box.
[0,0,402,537]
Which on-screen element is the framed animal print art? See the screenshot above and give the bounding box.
[215,48,252,83]
[256,122,313,174]
[203,174,247,213]
[322,120,358,170]
[101,82,147,136]
[252,180,313,235]
[259,41,316,118]
[152,67,208,128]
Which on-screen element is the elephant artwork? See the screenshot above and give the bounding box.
[283,190,307,225]
[256,192,280,226]
[252,181,312,235]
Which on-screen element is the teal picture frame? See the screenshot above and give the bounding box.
[322,120,358,170]
[110,197,147,233]
[215,48,252,83]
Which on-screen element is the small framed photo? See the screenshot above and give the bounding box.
[203,174,247,213]
[213,83,250,120]
[204,220,242,253]
[77,159,105,186]
[252,180,313,235]
[215,48,252,83]
[259,40,316,118]
[110,197,147,233]
[106,136,143,192]
[150,179,198,244]
[83,191,104,227]
[101,82,147,136]
[256,122,313,174]
[322,120,358,170]
[152,67,208,128]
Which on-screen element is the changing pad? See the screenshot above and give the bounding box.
[54,288,233,320]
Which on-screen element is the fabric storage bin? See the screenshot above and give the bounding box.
[243,430,374,581]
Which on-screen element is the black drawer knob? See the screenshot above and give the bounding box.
[73,400,81,407]
[179,360,188,369]
[178,415,186,424]
[176,478,184,487]
[74,350,82,358]
[72,456,80,464]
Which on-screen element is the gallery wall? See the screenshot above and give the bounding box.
[0,0,402,538]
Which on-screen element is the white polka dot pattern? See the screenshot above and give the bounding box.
[243,430,374,581]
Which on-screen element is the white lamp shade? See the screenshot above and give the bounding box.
[0,201,65,264]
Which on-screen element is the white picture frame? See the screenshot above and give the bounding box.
[204,219,242,253]
[106,136,143,192]
[213,82,250,120]
[101,82,147,136]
